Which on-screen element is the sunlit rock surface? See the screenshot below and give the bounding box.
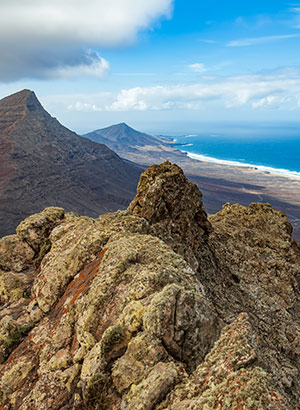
[0,161,299,409]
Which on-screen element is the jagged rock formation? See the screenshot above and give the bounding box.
[129,162,211,270]
[0,161,299,409]
[0,90,143,237]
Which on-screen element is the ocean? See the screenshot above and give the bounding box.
[172,125,300,179]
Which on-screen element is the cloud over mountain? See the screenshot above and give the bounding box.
[0,0,173,81]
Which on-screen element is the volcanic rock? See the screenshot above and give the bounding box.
[0,90,143,237]
[0,161,299,409]
[129,161,211,270]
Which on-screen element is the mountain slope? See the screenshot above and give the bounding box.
[84,122,164,149]
[0,90,143,237]
[83,122,188,165]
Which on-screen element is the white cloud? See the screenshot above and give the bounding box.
[42,91,114,114]
[0,0,173,81]
[53,53,109,79]
[251,96,289,109]
[1,0,173,46]
[227,34,300,47]
[188,63,207,73]
[68,102,104,112]
[64,66,300,112]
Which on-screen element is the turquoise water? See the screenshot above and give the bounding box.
[172,126,300,178]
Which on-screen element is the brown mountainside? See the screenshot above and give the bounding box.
[0,162,299,409]
[0,90,143,237]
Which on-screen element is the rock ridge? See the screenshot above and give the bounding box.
[0,90,143,237]
[0,161,299,409]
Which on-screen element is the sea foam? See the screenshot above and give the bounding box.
[185,151,300,180]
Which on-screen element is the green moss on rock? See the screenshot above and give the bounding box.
[0,318,34,363]
[100,324,131,364]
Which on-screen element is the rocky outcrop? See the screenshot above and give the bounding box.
[0,161,299,409]
[129,162,211,270]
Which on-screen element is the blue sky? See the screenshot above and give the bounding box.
[1,0,300,134]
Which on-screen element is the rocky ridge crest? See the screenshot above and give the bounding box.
[0,161,299,409]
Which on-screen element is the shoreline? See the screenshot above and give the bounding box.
[179,150,300,181]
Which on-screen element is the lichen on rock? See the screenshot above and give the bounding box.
[0,234,35,272]
[124,361,180,410]
[16,206,65,252]
[143,284,219,372]
[129,161,211,269]
[0,162,299,410]
[158,313,286,410]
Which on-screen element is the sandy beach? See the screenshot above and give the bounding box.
[185,151,300,180]
[179,154,300,242]
[114,141,300,242]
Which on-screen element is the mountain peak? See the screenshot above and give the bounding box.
[109,122,134,131]
[0,89,43,113]
[119,122,131,128]
[0,89,142,237]
[0,89,48,136]
[84,122,162,150]
[24,90,43,112]
[0,89,33,104]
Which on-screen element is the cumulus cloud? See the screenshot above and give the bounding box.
[66,66,300,112]
[0,0,173,81]
[53,53,109,79]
